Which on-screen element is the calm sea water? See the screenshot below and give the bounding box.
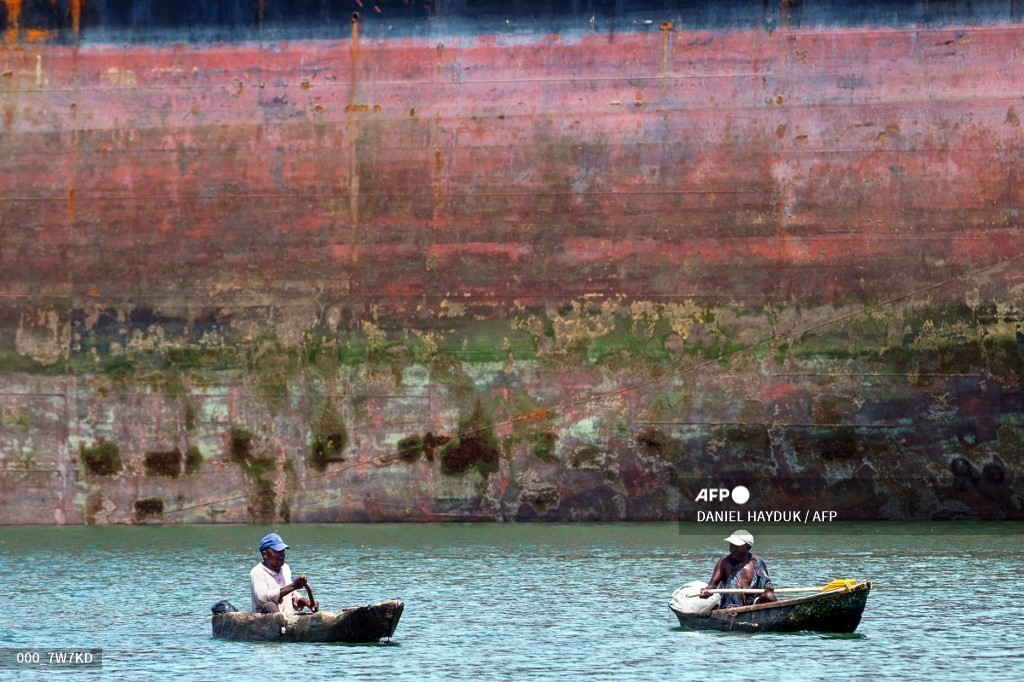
[2,522,1022,680]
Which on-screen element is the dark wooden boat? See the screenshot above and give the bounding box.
[212,600,404,643]
[670,581,871,633]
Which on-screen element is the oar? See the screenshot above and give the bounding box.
[683,579,857,598]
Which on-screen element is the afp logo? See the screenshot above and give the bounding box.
[695,485,751,504]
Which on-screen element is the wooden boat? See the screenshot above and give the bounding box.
[212,600,404,643]
[670,581,871,633]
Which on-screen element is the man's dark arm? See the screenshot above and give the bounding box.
[699,558,726,597]
[708,557,726,588]
[277,574,307,602]
[756,563,776,603]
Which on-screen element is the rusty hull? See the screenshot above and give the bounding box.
[1,3,1022,523]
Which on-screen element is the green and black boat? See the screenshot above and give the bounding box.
[670,581,871,633]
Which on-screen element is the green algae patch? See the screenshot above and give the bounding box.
[982,333,1024,376]
[229,427,255,463]
[310,433,346,471]
[142,446,201,477]
[185,446,203,474]
[102,356,136,377]
[0,349,57,374]
[227,426,279,523]
[874,345,915,372]
[184,402,198,431]
[144,449,183,477]
[229,427,274,475]
[635,426,687,463]
[587,334,672,366]
[427,320,538,364]
[80,440,123,476]
[531,431,558,462]
[247,478,276,525]
[133,497,164,522]
[309,402,347,472]
[147,371,188,398]
[440,402,501,477]
[422,432,450,462]
[397,435,424,463]
[161,344,237,371]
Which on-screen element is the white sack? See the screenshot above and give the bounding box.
[670,581,721,616]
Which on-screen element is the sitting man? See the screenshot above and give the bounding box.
[700,529,776,608]
[249,532,319,614]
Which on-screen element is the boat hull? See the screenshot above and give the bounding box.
[212,600,404,643]
[670,581,871,633]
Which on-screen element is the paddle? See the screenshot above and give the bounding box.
[683,578,858,599]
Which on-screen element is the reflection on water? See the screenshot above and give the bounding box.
[2,522,1022,679]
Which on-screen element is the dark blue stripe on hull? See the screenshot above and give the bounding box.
[4,1,1024,44]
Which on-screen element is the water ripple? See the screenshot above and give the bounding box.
[2,522,1022,679]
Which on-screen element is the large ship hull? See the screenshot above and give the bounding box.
[1,2,1021,523]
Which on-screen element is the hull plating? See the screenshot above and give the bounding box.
[1,2,1022,523]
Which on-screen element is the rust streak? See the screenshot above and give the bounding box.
[661,21,673,93]
[71,0,82,34]
[513,409,553,422]
[346,12,362,231]
[5,0,22,27]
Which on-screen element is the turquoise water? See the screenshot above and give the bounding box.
[2,523,1023,680]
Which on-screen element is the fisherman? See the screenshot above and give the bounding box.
[249,532,319,613]
[699,529,776,607]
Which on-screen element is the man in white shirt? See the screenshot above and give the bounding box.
[249,532,318,613]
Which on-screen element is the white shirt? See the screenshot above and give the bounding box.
[249,562,296,613]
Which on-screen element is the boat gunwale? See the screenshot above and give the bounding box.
[669,580,871,620]
[709,580,870,617]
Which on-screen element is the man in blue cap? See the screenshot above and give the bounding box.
[249,532,318,613]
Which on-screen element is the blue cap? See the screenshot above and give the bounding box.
[259,533,289,552]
